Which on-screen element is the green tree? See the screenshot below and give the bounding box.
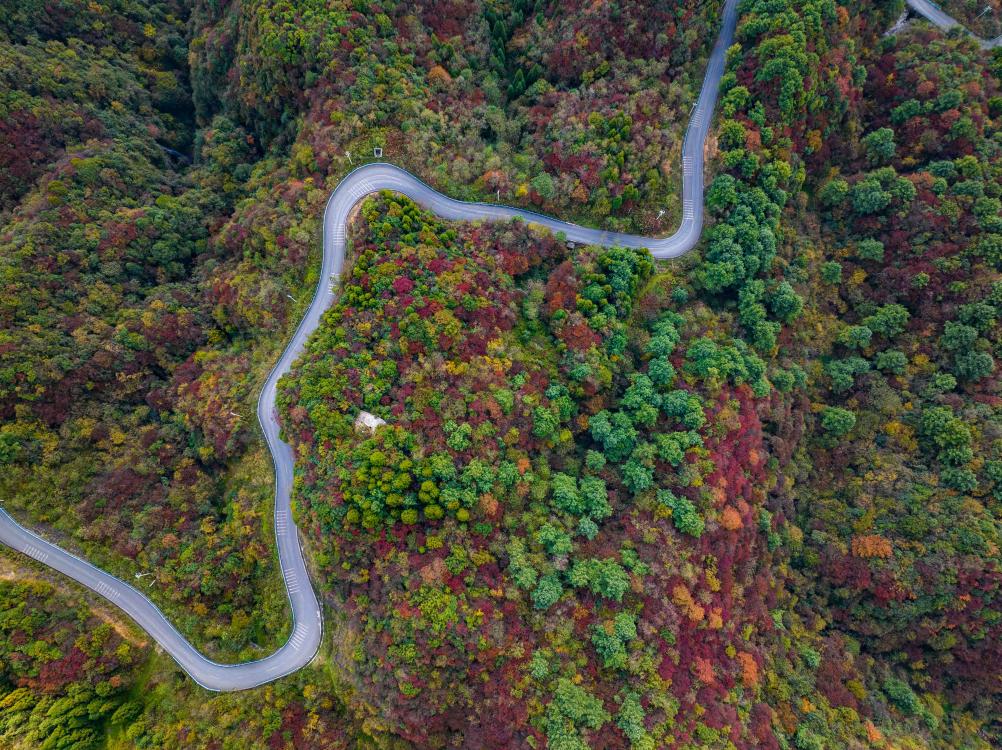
[954,351,994,381]
[821,261,842,284]
[856,238,885,262]
[657,490,704,537]
[838,325,873,350]
[767,280,803,323]
[532,573,564,610]
[591,612,637,669]
[818,178,849,207]
[820,406,856,437]
[531,172,556,200]
[862,127,896,165]
[850,179,891,215]
[875,350,908,374]
[863,304,909,338]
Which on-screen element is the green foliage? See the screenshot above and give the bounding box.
[341,428,433,528]
[0,579,140,749]
[444,421,473,451]
[862,127,896,165]
[818,178,849,207]
[857,238,885,262]
[568,558,631,602]
[821,261,843,284]
[820,407,856,437]
[954,351,994,381]
[532,574,564,611]
[544,679,610,750]
[875,350,908,374]
[533,406,561,440]
[508,539,539,591]
[616,691,654,749]
[919,406,974,467]
[768,280,804,323]
[838,325,873,350]
[576,517,599,540]
[537,522,573,556]
[589,410,639,463]
[584,450,607,472]
[591,612,638,669]
[551,474,611,521]
[529,651,551,680]
[863,304,910,338]
[884,677,936,727]
[657,490,704,538]
[12,0,1001,746]
[531,172,556,200]
[826,356,871,392]
[707,174,739,213]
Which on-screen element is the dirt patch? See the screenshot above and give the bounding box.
[704,133,719,177]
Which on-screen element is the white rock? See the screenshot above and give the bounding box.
[354,411,387,436]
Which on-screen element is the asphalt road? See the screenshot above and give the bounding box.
[0,0,974,692]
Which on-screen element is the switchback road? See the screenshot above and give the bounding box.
[0,0,973,691]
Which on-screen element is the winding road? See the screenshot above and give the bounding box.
[0,0,978,692]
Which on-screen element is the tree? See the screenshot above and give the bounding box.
[838,325,873,350]
[939,321,978,351]
[589,410,638,463]
[851,179,891,215]
[954,351,994,381]
[658,490,704,537]
[591,612,637,669]
[648,357,676,387]
[719,119,747,149]
[856,238,884,262]
[579,476,612,521]
[568,558,630,601]
[826,356,870,391]
[818,178,849,207]
[531,172,556,200]
[507,540,538,590]
[621,456,653,495]
[862,127,896,165]
[768,280,803,323]
[706,173,739,213]
[919,406,973,466]
[584,450,606,471]
[875,350,908,374]
[863,304,909,338]
[821,261,842,284]
[621,374,661,427]
[532,573,564,610]
[820,406,856,437]
[958,302,997,332]
[549,678,609,731]
[533,406,560,440]
[552,473,583,515]
[537,522,573,556]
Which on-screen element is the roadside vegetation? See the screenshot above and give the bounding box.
[936,0,1002,37]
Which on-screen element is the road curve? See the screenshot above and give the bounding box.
[905,0,1002,48]
[0,0,977,692]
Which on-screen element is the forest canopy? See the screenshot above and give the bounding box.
[1,0,1000,748]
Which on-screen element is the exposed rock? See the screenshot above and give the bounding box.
[354,411,386,436]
